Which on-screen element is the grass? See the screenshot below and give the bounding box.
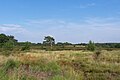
[0,50,120,80]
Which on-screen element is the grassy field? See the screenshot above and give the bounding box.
[0,50,120,80]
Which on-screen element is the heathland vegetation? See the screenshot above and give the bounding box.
[0,33,120,80]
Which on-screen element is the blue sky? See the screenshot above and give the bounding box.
[0,0,120,43]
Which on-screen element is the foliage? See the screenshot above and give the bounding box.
[0,34,17,48]
[0,34,9,47]
[0,34,9,43]
[43,36,55,46]
[21,42,31,51]
[43,36,55,50]
[96,43,120,48]
[0,50,120,79]
[3,40,14,51]
[0,40,15,56]
[7,35,18,44]
[87,40,96,51]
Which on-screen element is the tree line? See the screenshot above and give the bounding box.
[0,33,120,54]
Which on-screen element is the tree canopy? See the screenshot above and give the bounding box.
[0,33,17,47]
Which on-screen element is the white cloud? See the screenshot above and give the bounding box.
[0,24,26,33]
[78,3,96,8]
[1,17,120,43]
[26,17,120,43]
[0,24,31,42]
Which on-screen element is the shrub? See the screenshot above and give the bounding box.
[3,40,14,50]
[87,40,96,51]
[21,42,30,51]
[0,40,15,56]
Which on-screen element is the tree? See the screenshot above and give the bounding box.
[0,34,9,42]
[8,35,18,43]
[87,40,95,51]
[0,34,9,47]
[43,36,55,49]
[115,43,120,48]
[0,33,17,48]
[56,42,63,46]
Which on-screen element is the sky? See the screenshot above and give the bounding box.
[0,0,120,43]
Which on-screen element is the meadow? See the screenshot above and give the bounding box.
[0,49,120,80]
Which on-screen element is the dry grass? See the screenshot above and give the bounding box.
[0,50,120,80]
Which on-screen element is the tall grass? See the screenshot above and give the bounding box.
[0,50,120,80]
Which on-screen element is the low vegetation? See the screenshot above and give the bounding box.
[0,50,119,80]
[0,33,120,80]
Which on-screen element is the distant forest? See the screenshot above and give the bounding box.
[0,33,120,53]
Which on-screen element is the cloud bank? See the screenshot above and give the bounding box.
[0,17,120,43]
[0,24,26,33]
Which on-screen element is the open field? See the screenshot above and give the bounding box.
[0,50,120,80]
[0,0,120,80]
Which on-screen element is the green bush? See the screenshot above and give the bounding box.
[0,40,15,56]
[87,40,96,51]
[3,40,14,51]
[21,42,30,51]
